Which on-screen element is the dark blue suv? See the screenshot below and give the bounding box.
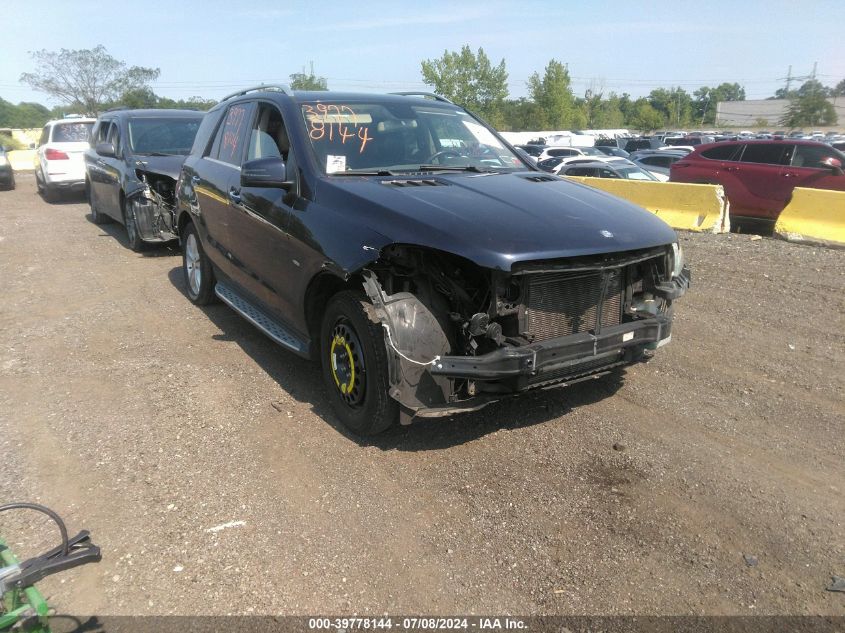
[174,86,690,435]
[84,109,204,251]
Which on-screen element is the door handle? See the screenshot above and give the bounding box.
[228,187,242,204]
[724,166,739,172]
[783,172,797,178]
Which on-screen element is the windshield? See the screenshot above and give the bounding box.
[300,100,524,174]
[52,122,93,143]
[579,147,605,156]
[128,117,203,155]
[618,166,657,180]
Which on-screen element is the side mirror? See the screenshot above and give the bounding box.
[241,157,292,189]
[820,157,844,176]
[96,142,116,158]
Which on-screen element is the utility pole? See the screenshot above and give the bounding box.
[785,65,792,94]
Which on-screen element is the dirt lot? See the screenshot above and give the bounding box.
[0,172,843,616]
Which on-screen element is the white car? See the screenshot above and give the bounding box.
[35,116,96,201]
[536,145,607,162]
[547,156,634,175]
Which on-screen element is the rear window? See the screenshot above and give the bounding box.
[548,148,577,157]
[51,122,93,143]
[700,145,740,160]
[739,144,788,165]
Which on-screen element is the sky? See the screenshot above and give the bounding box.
[2,0,844,108]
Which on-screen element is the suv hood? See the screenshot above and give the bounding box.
[322,171,677,270]
[133,154,186,180]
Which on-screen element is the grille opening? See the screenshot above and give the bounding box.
[524,270,623,341]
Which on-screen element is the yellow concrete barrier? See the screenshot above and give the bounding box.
[7,149,37,172]
[774,187,845,249]
[565,177,730,233]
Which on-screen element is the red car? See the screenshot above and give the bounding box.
[670,140,845,225]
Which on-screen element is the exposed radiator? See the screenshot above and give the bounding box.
[524,270,622,341]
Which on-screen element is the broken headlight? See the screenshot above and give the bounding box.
[668,242,684,279]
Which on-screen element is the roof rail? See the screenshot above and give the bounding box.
[220,84,293,103]
[103,106,131,113]
[391,91,454,104]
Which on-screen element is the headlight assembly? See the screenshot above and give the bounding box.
[670,242,684,278]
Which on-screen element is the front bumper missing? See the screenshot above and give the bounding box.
[430,316,671,382]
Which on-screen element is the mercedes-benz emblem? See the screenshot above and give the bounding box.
[600,230,614,238]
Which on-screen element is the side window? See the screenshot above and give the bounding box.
[107,122,121,156]
[700,145,740,160]
[739,144,787,165]
[95,121,112,145]
[211,102,255,165]
[246,103,289,162]
[792,145,840,169]
[566,167,590,176]
[600,168,619,178]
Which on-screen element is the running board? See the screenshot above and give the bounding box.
[214,282,308,355]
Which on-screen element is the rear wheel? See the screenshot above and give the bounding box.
[88,183,109,224]
[182,222,216,305]
[320,291,398,436]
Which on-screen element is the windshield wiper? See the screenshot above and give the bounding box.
[137,152,173,157]
[332,169,397,176]
[417,164,497,173]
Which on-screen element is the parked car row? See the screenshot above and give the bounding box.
[64,86,690,435]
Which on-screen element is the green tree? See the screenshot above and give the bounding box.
[693,82,745,125]
[499,98,546,131]
[20,45,160,116]
[780,81,837,128]
[648,87,693,127]
[628,99,664,132]
[112,87,158,109]
[591,93,625,128]
[0,98,51,128]
[527,59,584,129]
[421,46,508,124]
[290,64,328,91]
[833,79,845,97]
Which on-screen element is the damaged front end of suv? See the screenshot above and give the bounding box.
[125,163,179,242]
[358,241,689,424]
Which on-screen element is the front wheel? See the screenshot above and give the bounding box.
[181,222,216,305]
[124,200,145,252]
[320,291,398,436]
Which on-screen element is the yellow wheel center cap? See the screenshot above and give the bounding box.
[330,335,355,394]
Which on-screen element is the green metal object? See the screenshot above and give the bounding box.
[0,538,51,633]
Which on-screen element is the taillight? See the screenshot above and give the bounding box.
[45,148,69,160]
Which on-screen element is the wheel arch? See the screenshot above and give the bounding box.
[304,271,358,361]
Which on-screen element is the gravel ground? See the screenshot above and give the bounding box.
[0,172,843,616]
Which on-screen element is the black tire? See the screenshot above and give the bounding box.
[123,199,145,252]
[88,183,109,224]
[42,184,58,203]
[181,221,216,305]
[320,291,398,435]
